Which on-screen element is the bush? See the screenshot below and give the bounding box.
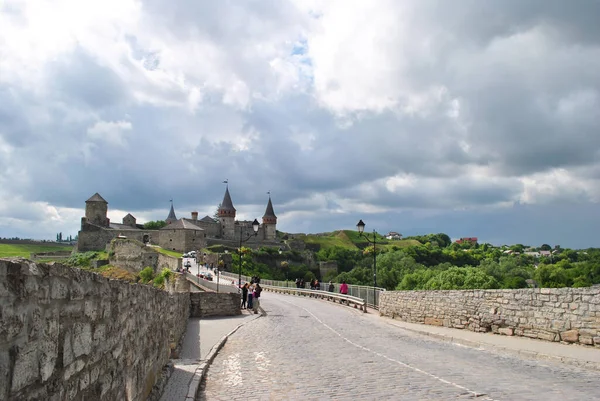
[153,275,165,287]
[139,266,155,283]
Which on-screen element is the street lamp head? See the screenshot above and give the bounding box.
[356,219,366,234]
[252,218,260,233]
[278,247,283,255]
[224,249,229,254]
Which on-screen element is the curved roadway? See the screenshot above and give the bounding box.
[198,292,599,400]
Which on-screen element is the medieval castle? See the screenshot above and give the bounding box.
[77,186,279,252]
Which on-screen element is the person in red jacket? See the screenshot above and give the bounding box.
[339,280,348,295]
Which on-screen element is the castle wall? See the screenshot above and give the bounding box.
[108,239,182,274]
[193,221,220,237]
[77,224,159,253]
[220,216,235,240]
[0,259,189,401]
[109,239,158,273]
[158,229,205,254]
[77,224,118,252]
[379,287,600,346]
[263,223,276,241]
[122,215,136,227]
[85,202,109,227]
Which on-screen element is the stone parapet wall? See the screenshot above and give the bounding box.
[0,259,189,401]
[108,239,181,274]
[379,287,600,346]
[157,253,182,272]
[189,292,241,317]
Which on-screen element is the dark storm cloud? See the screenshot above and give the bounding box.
[2,0,600,246]
[47,48,129,110]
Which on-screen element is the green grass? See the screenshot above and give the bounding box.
[152,247,181,258]
[295,231,359,249]
[293,230,422,251]
[0,243,73,258]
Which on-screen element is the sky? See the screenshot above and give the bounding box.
[1,1,599,248]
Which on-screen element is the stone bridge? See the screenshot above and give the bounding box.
[2,258,600,401]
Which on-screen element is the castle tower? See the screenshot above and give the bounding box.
[166,200,177,224]
[218,185,236,239]
[85,193,109,227]
[262,194,277,241]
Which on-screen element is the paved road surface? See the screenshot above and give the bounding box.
[198,293,600,400]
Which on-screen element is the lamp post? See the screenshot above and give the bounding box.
[357,219,377,307]
[238,219,260,289]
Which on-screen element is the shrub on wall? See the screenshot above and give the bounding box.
[139,266,155,283]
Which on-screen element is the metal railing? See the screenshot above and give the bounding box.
[217,271,385,309]
[184,272,238,294]
[263,285,367,312]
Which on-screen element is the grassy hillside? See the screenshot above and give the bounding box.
[293,230,422,251]
[0,243,73,258]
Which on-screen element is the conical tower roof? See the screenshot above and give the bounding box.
[219,187,236,213]
[166,201,177,223]
[262,196,276,219]
[86,193,107,203]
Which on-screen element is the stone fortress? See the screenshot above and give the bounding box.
[77,185,280,253]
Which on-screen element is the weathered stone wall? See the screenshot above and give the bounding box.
[77,224,118,252]
[0,259,189,401]
[158,229,205,254]
[192,220,220,238]
[77,224,159,253]
[108,239,181,274]
[379,287,600,346]
[109,239,159,273]
[157,253,182,272]
[189,292,241,317]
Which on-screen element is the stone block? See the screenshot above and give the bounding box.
[424,317,443,326]
[11,343,40,393]
[39,336,58,381]
[0,351,9,400]
[50,279,69,299]
[537,331,558,342]
[560,329,579,343]
[498,327,514,336]
[0,304,26,342]
[580,336,594,345]
[63,359,85,381]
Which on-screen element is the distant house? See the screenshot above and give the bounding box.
[455,237,478,245]
[525,251,541,258]
[386,231,402,240]
[540,250,552,257]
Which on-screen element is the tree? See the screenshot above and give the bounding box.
[213,203,221,220]
[540,244,552,251]
[143,220,167,230]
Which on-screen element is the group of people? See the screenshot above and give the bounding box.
[293,278,348,295]
[240,276,262,314]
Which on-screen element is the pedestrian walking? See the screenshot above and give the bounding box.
[339,280,348,295]
[253,283,262,314]
[328,281,334,292]
[241,283,249,309]
[247,285,254,311]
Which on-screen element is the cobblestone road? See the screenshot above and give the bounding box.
[198,293,600,400]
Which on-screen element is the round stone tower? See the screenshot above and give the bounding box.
[85,193,109,227]
[218,186,236,239]
[262,195,277,241]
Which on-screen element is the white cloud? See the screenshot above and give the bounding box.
[87,120,132,147]
[1,0,600,246]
